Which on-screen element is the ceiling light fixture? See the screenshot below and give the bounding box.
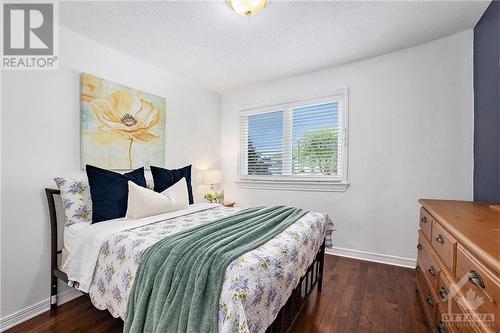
[227,0,269,17]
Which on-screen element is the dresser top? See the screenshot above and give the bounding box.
[419,199,500,273]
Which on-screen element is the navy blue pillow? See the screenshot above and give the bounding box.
[150,165,193,204]
[86,165,147,223]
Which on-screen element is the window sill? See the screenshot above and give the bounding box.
[235,179,350,192]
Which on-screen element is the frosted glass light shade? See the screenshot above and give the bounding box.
[227,0,269,17]
[202,170,222,185]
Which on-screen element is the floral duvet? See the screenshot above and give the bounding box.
[87,205,333,333]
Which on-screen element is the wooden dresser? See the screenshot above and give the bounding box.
[416,200,500,333]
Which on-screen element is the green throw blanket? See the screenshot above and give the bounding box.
[124,205,307,333]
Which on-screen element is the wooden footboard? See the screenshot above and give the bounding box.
[46,188,326,331]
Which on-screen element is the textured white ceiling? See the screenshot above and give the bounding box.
[60,1,490,93]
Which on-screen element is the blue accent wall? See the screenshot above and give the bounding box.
[474,0,500,203]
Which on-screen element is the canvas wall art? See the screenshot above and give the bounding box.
[80,73,166,170]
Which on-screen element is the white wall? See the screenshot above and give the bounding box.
[221,31,474,265]
[0,26,221,319]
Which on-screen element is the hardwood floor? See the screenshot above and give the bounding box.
[290,256,429,333]
[5,256,430,333]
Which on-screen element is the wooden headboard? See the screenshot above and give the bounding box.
[44,188,69,309]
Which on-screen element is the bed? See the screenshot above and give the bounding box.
[46,188,334,333]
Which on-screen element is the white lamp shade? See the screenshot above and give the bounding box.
[202,170,222,185]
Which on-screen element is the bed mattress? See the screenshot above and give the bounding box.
[63,204,334,333]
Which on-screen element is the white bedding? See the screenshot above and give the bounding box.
[62,203,218,292]
[63,223,80,254]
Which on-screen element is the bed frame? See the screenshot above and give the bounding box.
[45,188,325,333]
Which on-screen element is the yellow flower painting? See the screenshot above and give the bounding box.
[81,73,166,169]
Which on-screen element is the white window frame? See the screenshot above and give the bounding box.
[237,88,350,192]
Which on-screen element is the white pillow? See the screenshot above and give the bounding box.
[125,178,189,219]
[126,181,173,219]
[161,177,189,211]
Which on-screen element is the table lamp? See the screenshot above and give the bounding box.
[202,170,223,203]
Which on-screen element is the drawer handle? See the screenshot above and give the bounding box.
[417,243,422,251]
[468,270,485,288]
[439,287,448,300]
[420,216,427,224]
[428,266,437,277]
[468,270,496,304]
[437,321,446,333]
[415,265,420,273]
[426,294,435,306]
[435,234,444,244]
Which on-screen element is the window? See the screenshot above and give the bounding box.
[239,90,349,191]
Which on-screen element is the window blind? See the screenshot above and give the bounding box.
[240,95,346,182]
[241,111,284,176]
[290,102,341,177]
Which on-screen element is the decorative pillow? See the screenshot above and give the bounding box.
[86,165,147,223]
[150,165,193,204]
[161,177,190,210]
[53,177,92,226]
[126,181,184,219]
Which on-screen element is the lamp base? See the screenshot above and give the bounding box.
[204,189,224,204]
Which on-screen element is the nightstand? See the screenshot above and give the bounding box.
[223,201,235,208]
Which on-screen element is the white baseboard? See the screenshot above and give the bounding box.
[0,289,82,332]
[326,246,416,268]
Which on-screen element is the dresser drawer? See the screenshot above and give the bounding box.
[455,245,499,332]
[418,232,441,292]
[417,259,438,327]
[450,297,483,333]
[432,222,457,273]
[436,278,476,333]
[437,273,453,309]
[436,305,458,333]
[420,207,433,241]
